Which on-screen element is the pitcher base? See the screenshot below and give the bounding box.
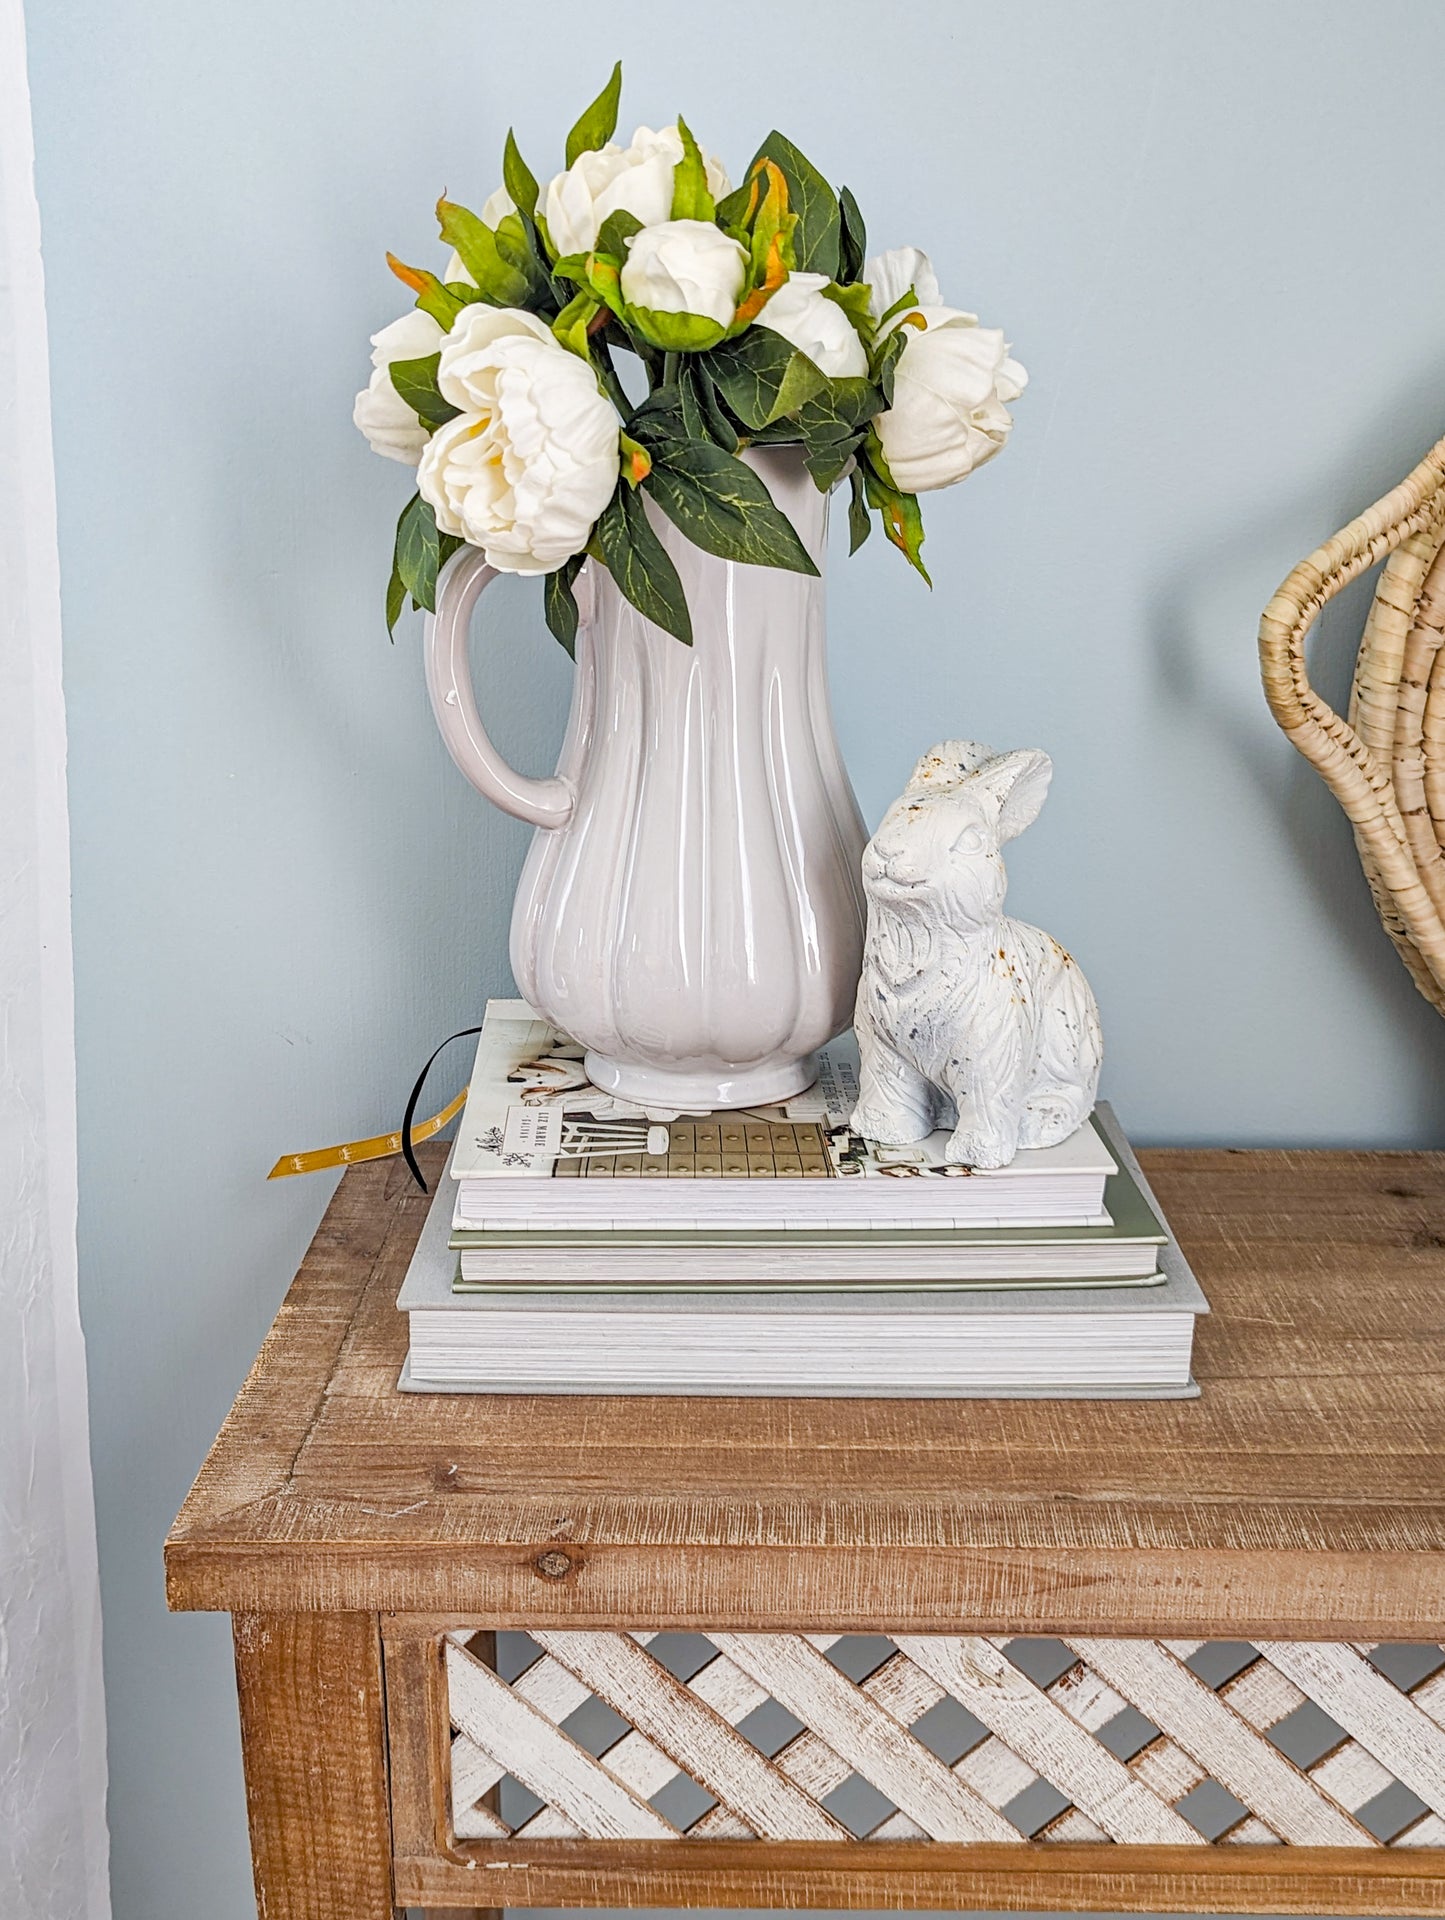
[583,1049,819,1114]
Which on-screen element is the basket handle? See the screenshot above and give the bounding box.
[1258,434,1445,976]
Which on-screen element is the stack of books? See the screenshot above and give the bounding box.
[397,1001,1207,1397]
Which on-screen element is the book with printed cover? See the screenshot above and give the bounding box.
[448,1132,1168,1288]
[448,1001,1117,1230]
[397,1105,1205,1397]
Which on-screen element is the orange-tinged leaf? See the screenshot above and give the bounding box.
[756,158,789,213]
[733,228,789,327]
[882,494,931,583]
[385,252,465,327]
[386,251,428,295]
[584,252,626,320]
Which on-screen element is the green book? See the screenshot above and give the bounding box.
[449,1105,1167,1293]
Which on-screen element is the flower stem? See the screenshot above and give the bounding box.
[593,334,630,417]
[662,351,682,389]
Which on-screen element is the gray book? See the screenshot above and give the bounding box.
[397,1108,1206,1398]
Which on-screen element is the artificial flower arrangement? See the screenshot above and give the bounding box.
[354,63,1026,648]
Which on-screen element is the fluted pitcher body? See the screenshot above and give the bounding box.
[425,445,866,1108]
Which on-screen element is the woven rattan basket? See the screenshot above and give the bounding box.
[1259,434,1445,1012]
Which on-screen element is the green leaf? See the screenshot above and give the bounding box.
[670,115,715,222]
[804,433,863,493]
[386,254,464,328]
[863,460,930,583]
[387,352,459,429]
[876,284,922,329]
[493,211,535,275]
[393,495,463,614]
[596,208,643,261]
[630,375,736,456]
[872,324,909,407]
[596,484,693,644]
[565,61,622,168]
[543,555,585,656]
[394,492,441,611]
[692,364,741,451]
[675,364,709,444]
[714,177,755,237]
[499,137,565,296]
[821,278,874,341]
[704,328,827,428]
[385,557,407,636]
[747,130,840,278]
[552,287,600,358]
[435,198,530,306]
[838,184,867,283]
[847,466,871,553]
[628,381,685,427]
[549,251,592,285]
[582,252,627,322]
[626,304,729,353]
[502,130,539,223]
[641,440,819,576]
[796,374,883,435]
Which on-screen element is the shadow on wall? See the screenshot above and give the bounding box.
[1149,371,1445,1144]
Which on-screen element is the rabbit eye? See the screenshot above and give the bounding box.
[953,824,986,856]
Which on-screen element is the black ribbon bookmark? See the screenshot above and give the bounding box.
[401,1024,484,1193]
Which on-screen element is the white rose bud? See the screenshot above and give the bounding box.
[418,306,620,575]
[873,307,1027,493]
[352,308,445,465]
[542,124,730,259]
[620,219,747,351]
[865,245,943,322]
[753,270,868,379]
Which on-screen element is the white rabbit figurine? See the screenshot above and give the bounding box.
[850,740,1102,1169]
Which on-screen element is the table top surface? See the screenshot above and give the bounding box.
[165,1142,1445,1636]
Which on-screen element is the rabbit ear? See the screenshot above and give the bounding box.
[970,748,1053,842]
[905,739,995,794]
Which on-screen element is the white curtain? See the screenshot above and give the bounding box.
[0,0,112,1913]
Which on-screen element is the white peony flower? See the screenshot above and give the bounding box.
[865,245,943,322]
[353,308,445,465]
[619,218,747,351]
[542,124,730,259]
[418,305,620,574]
[445,186,518,285]
[753,270,868,379]
[873,307,1027,493]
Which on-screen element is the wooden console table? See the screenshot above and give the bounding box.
[166,1145,1445,1917]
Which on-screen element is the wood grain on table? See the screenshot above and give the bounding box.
[167,1144,1445,1637]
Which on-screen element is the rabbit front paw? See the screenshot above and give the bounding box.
[945,1121,1021,1170]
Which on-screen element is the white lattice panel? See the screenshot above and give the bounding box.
[444,1632,1445,1847]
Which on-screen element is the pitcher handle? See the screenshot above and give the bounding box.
[423,545,577,831]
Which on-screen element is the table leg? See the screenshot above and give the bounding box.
[233,1612,397,1920]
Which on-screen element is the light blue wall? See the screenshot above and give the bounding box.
[24,1,1445,1915]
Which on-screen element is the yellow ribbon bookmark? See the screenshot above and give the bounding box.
[267,1089,467,1180]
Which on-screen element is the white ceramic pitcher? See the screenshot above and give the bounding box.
[424,445,867,1109]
